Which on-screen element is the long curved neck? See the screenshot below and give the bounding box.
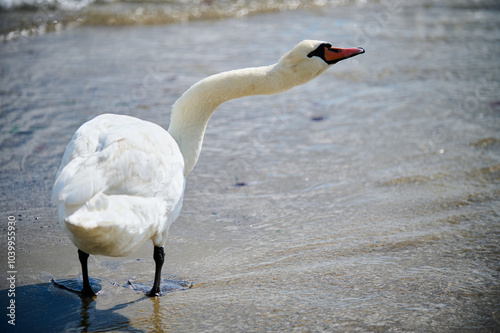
[168,63,293,176]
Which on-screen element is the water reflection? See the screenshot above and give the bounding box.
[150,297,163,333]
[69,296,146,333]
[79,297,93,332]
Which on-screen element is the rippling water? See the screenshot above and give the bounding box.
[1,0,499,332]
[0,0,332,40]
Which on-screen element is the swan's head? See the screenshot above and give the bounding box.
[277,40,365,84]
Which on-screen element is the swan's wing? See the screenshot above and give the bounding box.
[52,114,184,208]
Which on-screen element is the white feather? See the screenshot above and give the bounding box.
[52,114,184,256]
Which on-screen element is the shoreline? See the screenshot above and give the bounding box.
[0,0,334,42]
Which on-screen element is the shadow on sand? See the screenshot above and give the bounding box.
[1,277,192,332]
[1,280,143,333]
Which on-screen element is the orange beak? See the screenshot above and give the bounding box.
[324,46,365,64]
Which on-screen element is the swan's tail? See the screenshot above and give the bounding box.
[60,193,165,257]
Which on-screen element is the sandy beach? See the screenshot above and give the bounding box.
[1,1,499,331]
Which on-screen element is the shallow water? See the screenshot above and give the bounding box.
[1,0,500,332]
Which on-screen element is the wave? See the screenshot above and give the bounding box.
[1,0,346,41]
[1,0,94,11]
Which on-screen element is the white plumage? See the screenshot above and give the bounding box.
[52,40,364,297]
[52,114,184,257]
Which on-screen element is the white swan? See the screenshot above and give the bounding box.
[51,40,364,297]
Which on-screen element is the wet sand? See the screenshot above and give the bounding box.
[1,1,500,332]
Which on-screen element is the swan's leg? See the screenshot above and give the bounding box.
[148,246,165,297]
[78,249,97,297]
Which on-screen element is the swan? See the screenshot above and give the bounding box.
[51,40,364,297]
